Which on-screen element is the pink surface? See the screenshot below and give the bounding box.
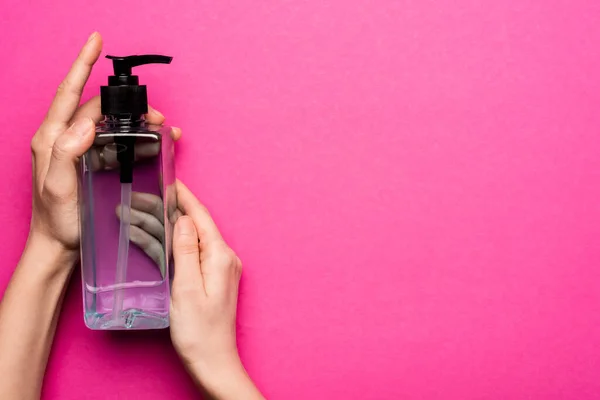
[1,0,600,399]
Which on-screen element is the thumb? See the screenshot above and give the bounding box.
[43,117,95,201]
[172,216,205,297]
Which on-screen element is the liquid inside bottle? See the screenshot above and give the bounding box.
[79,118,176,330]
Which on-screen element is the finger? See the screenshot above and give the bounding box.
[45,33,102,127]
[135,142,161,159]
[200,242,241,298]
[170,127,182,141]
[43,118,95,200]
[116,205,164,243]
[170,208,183,225]
[90,142,161,171]
[70,96,103,123]
[130,192,164,223]
[129,225,166,278]
[176,180,223,248]
[145,107,166,125]
[172,216,205,294]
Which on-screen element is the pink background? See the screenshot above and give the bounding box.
[1,0,600,399]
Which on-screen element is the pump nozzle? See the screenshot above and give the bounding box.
[106,55,173,76]
[101,54,172,116]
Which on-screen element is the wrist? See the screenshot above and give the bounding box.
[187,353,255,398]
[22,232,79,278]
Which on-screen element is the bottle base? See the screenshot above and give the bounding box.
[85,309,169,330]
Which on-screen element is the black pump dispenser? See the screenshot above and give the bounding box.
[101,55,172,116]
[100,54,172,183]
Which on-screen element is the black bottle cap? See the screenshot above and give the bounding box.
[100,55,173,116]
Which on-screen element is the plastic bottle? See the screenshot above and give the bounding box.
[79,55,176,330]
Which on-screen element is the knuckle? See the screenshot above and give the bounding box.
[56,79,83,97]
[30,135,44,155]
[51,141,69,162]
[130,227,150,249]
[219,247,234,264]
[151,197,165,220]
[136,217,149,232]
[56,80,69,96]
[56,81,66,95]
[175,242,199,256]
[211,244,238,269]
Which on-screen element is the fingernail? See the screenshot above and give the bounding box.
[86,32,97,44]
[176,216,194,235]
[70,118,93,137]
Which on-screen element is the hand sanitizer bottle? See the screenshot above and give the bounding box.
[79,55,176,330]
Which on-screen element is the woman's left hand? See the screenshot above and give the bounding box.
[29,31,180,266]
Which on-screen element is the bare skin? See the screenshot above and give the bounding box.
[0,32,263,400]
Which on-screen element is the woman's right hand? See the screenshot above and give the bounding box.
[170,180,264,399]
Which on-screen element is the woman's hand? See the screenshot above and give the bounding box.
[170,180,264,399]
[29,32,177,266]
[115,190,175,277]
[29,32,102,257]
[0,32,178,400]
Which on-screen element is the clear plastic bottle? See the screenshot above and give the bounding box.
[78,55,176,330]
